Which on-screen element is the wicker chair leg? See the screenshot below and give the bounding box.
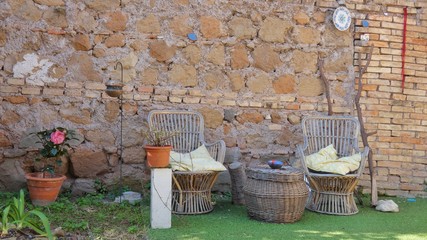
[306,190,358,215]
[172,175,184,213]
[306,176,360,215]
[171,172,218,215]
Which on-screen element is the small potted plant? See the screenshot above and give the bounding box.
[25,127,77,206]
[143,129,177,168]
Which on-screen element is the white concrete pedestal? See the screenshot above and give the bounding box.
[150,168,172,229]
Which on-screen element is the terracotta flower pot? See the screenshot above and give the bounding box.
[25,173,66,206]
[144,145,172,168]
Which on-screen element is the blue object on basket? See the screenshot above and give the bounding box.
[268,160,283,169]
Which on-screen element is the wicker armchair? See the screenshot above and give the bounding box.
[147,110,226,215]
[296,115,369,215]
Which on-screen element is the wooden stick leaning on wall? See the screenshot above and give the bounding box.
[355,45,378,206]
[318,58,333,116]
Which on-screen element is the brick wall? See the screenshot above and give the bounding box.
[350,0,427,197]
[0,0,426,197]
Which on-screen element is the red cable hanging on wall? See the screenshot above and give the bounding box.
[401,7,408,91]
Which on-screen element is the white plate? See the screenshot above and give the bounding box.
[333,6,351,31]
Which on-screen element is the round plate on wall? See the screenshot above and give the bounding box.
[333,6,352,31]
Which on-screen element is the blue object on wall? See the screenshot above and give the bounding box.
[362,20,369,27]
[188,33,197,41]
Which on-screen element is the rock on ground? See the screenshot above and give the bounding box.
[375,199,399,212]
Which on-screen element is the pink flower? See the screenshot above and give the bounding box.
[50,130,66,145]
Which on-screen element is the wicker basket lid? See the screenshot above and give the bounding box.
[246,166,304,182]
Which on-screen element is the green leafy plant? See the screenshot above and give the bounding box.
[94,179,108,194]
[7,190,53,239]
[29,127,78,176]
[143,128,178,147]
[127,225,138,234]
[1,205,12,237]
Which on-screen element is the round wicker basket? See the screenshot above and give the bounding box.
[243,167,308,223]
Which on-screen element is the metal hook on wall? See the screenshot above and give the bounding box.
[114,61,124,84]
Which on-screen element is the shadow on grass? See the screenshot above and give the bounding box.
[149,197,427,240]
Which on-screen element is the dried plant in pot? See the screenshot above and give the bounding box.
[143,129,177,168]
[25,127,78,206]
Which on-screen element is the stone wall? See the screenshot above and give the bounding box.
[0,0,426,197]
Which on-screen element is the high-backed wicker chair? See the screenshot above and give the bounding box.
[296,115,369,215]
[147,110,226,215]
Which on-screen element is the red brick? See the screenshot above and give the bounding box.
[401,183,424,191]
[368,27,392,35]
[0,86,19,93]
[402,136,424,145]
[370,41,389,48]
[3,96,28,104]
[138,86,154,93]
[284,104,299,110]
[381,21,403,30]
[379,35,403,43]
[379,136,402,143]
[377,161,401,168]
[368,15,393,22]
[43,88,64,95]
[380,148,402,155]
[22,87,41,95]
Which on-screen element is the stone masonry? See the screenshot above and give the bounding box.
[0,0,426,197]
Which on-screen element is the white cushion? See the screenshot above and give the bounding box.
[306,144,361,175]
[318,144,338,161]
[170,145,226,172]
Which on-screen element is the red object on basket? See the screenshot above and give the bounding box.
[401,7,408,91]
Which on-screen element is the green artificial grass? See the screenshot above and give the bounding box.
[149,196,427,240]
[1,190,426,239]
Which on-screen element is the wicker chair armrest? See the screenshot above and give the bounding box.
[202,140,226,163]
[309,172,358,177]
[352,138,364,153]
[296,144,310,175]
[355,146,370,177]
